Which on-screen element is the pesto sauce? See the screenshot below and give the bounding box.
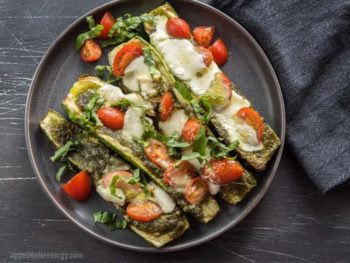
[76,89,97,110]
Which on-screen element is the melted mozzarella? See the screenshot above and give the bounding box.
[190,63,221,96]
[96,184,125,206]
[150,16,170,42]
[123,56,159,98]
[98,84,125,105]
[159,109,188,137]
[148,182,175,213]
[214,92,263,152]
[122,107,144,140]
[208,182,220,195]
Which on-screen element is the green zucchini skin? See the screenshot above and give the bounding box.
[110,38,256,205]
[144,3,281,171]
[40,110,189,248]
[62,77,220,223]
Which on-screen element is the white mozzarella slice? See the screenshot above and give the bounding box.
[96,184,125,206]
[148,182,175,213]
[122,107,144,141]
[159,109,189,137]
[98,83,125,105]
[189,63,221,96]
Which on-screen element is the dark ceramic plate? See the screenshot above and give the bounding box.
[25,0,285,252]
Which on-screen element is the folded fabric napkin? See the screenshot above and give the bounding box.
[205,0,350,192]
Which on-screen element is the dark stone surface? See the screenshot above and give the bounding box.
[0,0,349,262]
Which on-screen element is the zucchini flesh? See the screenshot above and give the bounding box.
[145,3,281,171]
[110,38,256,205]
[62,77,219,223]
[40,110,189,248]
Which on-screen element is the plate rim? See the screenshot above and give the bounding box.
[25,0,286,253]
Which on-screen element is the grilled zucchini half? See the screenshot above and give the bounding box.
[108,38,256,204]
[62,76,219,223]
[40,110,189,248]
[144,3,281,171]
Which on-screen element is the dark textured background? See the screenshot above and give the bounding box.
[1,0,349,262]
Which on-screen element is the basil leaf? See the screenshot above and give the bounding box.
[55,164,67,182]
[142,48,157,76]
[95,65,120,84]
[111,98,134,110]
[109,175,124,199]
[175,152,203,166]
[140,173,151,197]
[50,141,78,162]
[175,81,192,101]
[116,219,128,229]
[93,211,128,231]
[127,169,140,185]
[83,93,104,126]
[192,126,207,157]
[86,16,95,30]
[166,132,190,148]
[142,121,167,143]
[191,97,212,124]
[75,24,103,50]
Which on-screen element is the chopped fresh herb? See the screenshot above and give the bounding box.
[66,110,96,133]
[93,211,128,231]
[142,48,157,76]
[109,175,124,199]
[140,173,151,197]
[142,120,167,143]
[75,21,103,50]
[191,97,213,124]
[208,136,239,158]
[111,98,134,110]
[192,126,208,157]
[175,81,192,102]
[127,169,140,185]
[166,132,190,148]
[50,141,78,162]
[86,16,96,30]
[175,152,208,166]
[55,164,67,182]
[95,65,120,84]
[101,14,154,48]
[83,93,104,126]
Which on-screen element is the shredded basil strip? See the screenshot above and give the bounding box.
[142,121,167,143]
[50,141,78,162]
[83,93,104,126]
[93,211,127,231]
[55,164,67,182]
[95,65,120,84]
[75,24,103,50]
[192,126,208,157]
[140,173,151,197]
[101,14,154,48]
[175,152,205,166]
[191,97,213,124]
[109,175,124,199]
[208,136,239,158]
[127,169,140,185]
[86,16,96,30]
[175,81,192,101]
[111,98,134,110]
[142,48,157,76]
[166,132,190,148]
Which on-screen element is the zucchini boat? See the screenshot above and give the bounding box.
[62,76,220,223]
[40,110,189,248]
[108,38,256,204]
[143,3,281,171]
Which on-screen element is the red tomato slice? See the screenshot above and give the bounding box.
[80,39,102,63]
[181,118,201,144]
[144,139,171,169]
[97,107,124,130]
[210,38,228,66]
[163,161,196,187]
[101,170,142,196]
[99,11,115,38]
[159,91,174,121]
[193,26,215,48]
[196,46,213,67]
[166,17,191,39]
[184,177,208,204]
[112,43,143,76]
[126,201,163,222]
[237,107,264,142]
[61,171,91,201]
[202,159,243,185]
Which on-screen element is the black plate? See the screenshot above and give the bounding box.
[25,0,285,252]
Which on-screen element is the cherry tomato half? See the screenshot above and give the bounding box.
[97,107,125,130]
[181,118,201,144]
[112,43,143,76]
[126,201,163,222]
[99,11,115,38]
[166,17,191,39]
[163,161,196,188]
[210,38,228,66]
[184,177,208,204]
[237,107,264,142]
[61,171,91,201]
[159,91,174,121]
[144,139,171,169]
[202,159,243,185]
[193,26,215,48]
[80,39,102,63]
